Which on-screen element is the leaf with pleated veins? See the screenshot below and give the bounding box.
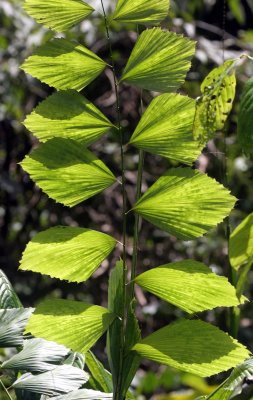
[20,138,116,207]
[19,227,117,283]
[132,319,250,377]
[0,269,22,309]
[193,59,237,146]
[0,308,34,347]
[24,90,115,145]
[120,28,195,93]
[238,77,253,155]
[133,167,236,240]
[25,299,115,353]
[23,0,94,32]
[135,260,244,314]
[21,39,106,91]
[50,389,113,400]
[112,0,169,25]
[129,94,201,165]
[229,212,253,270]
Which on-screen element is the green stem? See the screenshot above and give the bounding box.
[100,3,128,400]
[0,379,13,400]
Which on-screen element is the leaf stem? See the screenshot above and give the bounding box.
[0,379,13,400]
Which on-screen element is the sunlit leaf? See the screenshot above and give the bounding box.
[0,308,33,347]
[238,77,253,155]
[193,60,237,145]
[229,212,253,270]
[129,94,200,165]
[24,90,115,145]
[21,138,116,207]
[50,389,113,400]
[112,0,169,25]
[23,0,93,32]
[0,270,22,309]
[20,227,117,283]
[21,39,106,91]
[135,260,243,313]
[121,28,195,93]
[132,319,249,377]
[86,351,113,393]
[25,299,115,353]
[133,168,236,240]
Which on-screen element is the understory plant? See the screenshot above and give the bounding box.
[2,0,253,399]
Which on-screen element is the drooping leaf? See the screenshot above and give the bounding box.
[193,60,237,146]
[0,270,22,309]
[64,351,85,370]
[86,351,113,393]
[129,94,201,165]
[20,138,116,207]
[23,91,114,145]
[50,389,113,400]
[2,338,69,372]
[229,212,253,270]
[19,227,117,283]
[135,260,243,314]
[13,365,88,396]
[25,299,115,353]
[23,0,93,32]
[238,77,253,155]
[112,0,169,25]
[21,39,106,91]
[0,308,33,347]
[121,28,196,93]
[132,319,249,377]
[133,168,236,240]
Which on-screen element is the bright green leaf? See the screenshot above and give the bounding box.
[135,260,243,313]
[238,77,253,155]
[23,0,94,32]
[121,28,196,93]
[229,212,253,270]
[21,39,106,91]
[20,138,116,207]
[133,168,236,240]
[24,90,115,145]
[129,94,201,165]
[86,351,113,393]
[25,299,115,353]
[0,270,22,309]
[193,60,236,146]
[132,319,250,377]
[112,0,169,25]
[19,227,117,283]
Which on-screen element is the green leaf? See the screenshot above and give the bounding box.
[50,390,113,400]
[2,338,69,372]
[21,39,106,91]
[112,0,169,25]
[229,212,253,270]
[20,138,116,207]
[25,299,115,353]
[133,168,236,240]
[193,60,236,146]
[238,77,253,155]
[132,319,250,377]
[19,227,117,283]
[13,365,88,396]
[120,28,195,93]
[24,90,115,145]
[129,94,201,165]
[0,308,33,347]
[86,351,113,393]
[0,270,22,309]
[23,0,93,32]
[135,260,243,313]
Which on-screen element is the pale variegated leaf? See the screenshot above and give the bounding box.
[50,389,113,400]
[0,308,33,347]
[229,212,253,270]
[112,0,169,25]
[0,270,22,309]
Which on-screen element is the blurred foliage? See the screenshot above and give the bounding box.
[1,0,253,398]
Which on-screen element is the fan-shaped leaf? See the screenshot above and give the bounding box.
[25,299,115,353]
[2,338,69,372]
[133,168,236,240]
[193,60,236,145]
[24,91,115,145]
[121,28,195,93]
[229,212,253,270]
[0,308,33,347]
[50,389,113,400]
[21,39,106,91]
[0,270,22,309]
[112,0,169,25]
[13,365,88,396]
[238,77,253,155]
[129,94,200,165]
[23,0,93,32]
[20,138,116,207]
[132,319,249,377]
[19,227,117,283]
[135,260,243,313]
